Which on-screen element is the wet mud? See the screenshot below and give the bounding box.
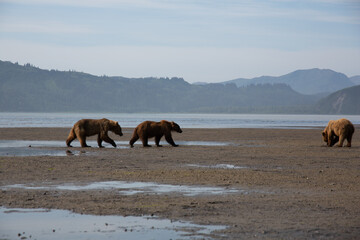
[0,127,360,239]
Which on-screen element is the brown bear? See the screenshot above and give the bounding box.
[129,120,182,147]
[322,118,355,147]
[66,118,123,148]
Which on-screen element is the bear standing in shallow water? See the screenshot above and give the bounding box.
[322,118,354,147]
[66,118,123,148]
[129,120,182,147]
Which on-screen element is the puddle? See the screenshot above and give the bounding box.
[187,164,247,169]
[0,140,127,149]
[174,141,232,146]
[0,140,89,157]
[121,140,233,147]
[0,207,226,240]
[0,140,113,157]
[0,140,234,156]
[3,181,243,196]
[0,140,232,148]
[0,147,87,157]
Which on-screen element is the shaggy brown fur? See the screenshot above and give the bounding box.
[66,118,123,148]
[129,120,182,147]
[322,118,354,147]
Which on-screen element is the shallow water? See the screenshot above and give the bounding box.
[1,112,359,128]
[0,140,90,157]
[0,207,226,240]
[0,140,233,156]
[187,164,247,169]
[0,140,232,148]
[0,147,86,157]
[3,181,243,196]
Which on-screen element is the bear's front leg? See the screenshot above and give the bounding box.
[165,134,178,147]
[327,133,335,147]
[329,135,339,147]
[155,135,163,147]
[102,135,117,148]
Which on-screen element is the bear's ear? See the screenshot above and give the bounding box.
[115,121,119,125]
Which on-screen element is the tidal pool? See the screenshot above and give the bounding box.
[0,207,226,240]
[186,164,247,169]
[0,146,86,157]
[0,139,232,149]
[0,140,234,156]
[0,140,80,157]
[0,140,108,156]
[3,181,243,196]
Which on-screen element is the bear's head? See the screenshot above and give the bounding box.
[322,130,339,147]
[171,121,182,133]
[110,121,123,136]
[321,131,328,143]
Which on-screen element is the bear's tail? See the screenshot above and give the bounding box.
[66,126,76,147]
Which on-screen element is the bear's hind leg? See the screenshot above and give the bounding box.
[155,135,163,147]
[141,135,151,147]
[337,135,345,147]
[129,132,139,147]
[66,130,76,147]
[78,137,90,148]
[75,128,90,148]
[97,134,104,148]
[346,134,353,147]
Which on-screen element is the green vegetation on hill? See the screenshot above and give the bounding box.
[315,85,360,114]
[1,60,358,114]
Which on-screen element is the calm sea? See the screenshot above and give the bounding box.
[0,112,359,129]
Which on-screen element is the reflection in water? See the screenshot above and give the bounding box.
[0,140,234,156]
[0,147,86,157]
[0,140,233,148]
[187,164,247,169]
[0,207,226,240]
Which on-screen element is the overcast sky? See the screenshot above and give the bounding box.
[0,0,359,83]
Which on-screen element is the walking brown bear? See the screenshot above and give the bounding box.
[66,118,123,148]
[129,120,182,147]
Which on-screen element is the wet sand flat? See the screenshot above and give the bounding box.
[0,127,359,239]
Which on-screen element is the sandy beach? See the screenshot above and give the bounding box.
[0,127,359,239]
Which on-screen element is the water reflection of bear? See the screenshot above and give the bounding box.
[130,120,182,147]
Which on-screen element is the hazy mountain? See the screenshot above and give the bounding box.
[350,76,360,85]
[0,60,333,113]
[315,85,360,115]
[221,69,354,95]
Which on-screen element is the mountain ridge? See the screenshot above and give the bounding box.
[221,68,354,95]
[315,85,360,114]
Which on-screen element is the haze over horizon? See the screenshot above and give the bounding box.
[1,0,359,83]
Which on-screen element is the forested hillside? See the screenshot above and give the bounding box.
[0,60,350,114]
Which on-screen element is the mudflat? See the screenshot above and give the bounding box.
[0,127,359,239]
